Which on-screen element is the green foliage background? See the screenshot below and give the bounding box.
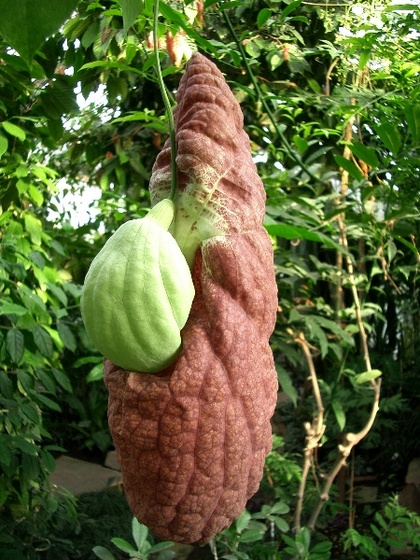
[0,0,420,558]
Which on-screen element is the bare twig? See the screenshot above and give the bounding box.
[324,57,339,96]
[293,332,326,532]
[307,378,381,530]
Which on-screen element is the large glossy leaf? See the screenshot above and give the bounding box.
[376,122,401,155]
[350,142,379,168]
[120,0,143,31]
[405,103,420,143]
[334,154,364,181]
[0,0,80,62]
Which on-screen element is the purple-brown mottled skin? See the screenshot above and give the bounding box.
[104,53,278,544]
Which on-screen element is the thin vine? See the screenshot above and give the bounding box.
[221,8,326,187]
[153,0,177,200]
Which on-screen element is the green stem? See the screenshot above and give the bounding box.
[222,9,325,187]
[153,0,177,200]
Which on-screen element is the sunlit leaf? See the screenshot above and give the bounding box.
[334,154,364,181]
[0,133,8,157]
[0,302,28,317]
[110,537,138,554]
[280,0,302,21]
[376,122,401,155]
[87,363,104,383]
[355,369,382,384]
[405,103,420,143]
[24,213,42,245]
[350,142,379,168]
[131,518,148,551]
[0,0,80,61]
[257,8,272,28]
[2,121,26,142]
[235,509,251,533]
[120,0,143,31]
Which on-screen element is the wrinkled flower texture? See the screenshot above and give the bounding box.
[104,53,279,544]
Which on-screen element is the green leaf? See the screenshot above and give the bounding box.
[331,399,346,431]
[132,518,148,551]
[156,551,176,560]
[51,368,73,392]
[40,76,78,119]
[22,453,40,480]
[0,0,81,62]
[280,0,302,21]
[307,77,322,93]
[18,370,35,393]
[7,328,24,363]
[92,546,116,560]
[28,184,44,206]
[264,222,350,255]
[257,8,272,28]
[47,283,68,306]
[110,538,138,555]
[293,135,308,154]
[13,435,39,456]
[24,213,42,245]
[355,369,382,384]
[270,501,290,515]
[148,541,175,554]
[120,0,143,31]
[311,540,332,553]
[86,363,104,383]
[238,528,265,543]
[276,365,298,407]
[2,121,26,142]
[30,392,61,412]
[32,326,53,358]
[358,49,370,70]
[0,302,29,317]
[405,103,420,143]
[311,315,354,347]
[57,321,77,352]
[307,317,329,357]
[20,402,40,424]
[273,516,290,532]
[245,40,261,59]
[37,369,57,394]
[236,510,251,533]
[334,154,364,181]
[40,449,56,473]
[350,142,379,168]
[0,132,8,157]
[376,122,401,155]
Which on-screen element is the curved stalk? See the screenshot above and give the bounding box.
[153,0,177,200]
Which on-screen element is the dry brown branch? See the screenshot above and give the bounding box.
[293,332,326,532]
[307,378,381,530]
[325,57,339,96]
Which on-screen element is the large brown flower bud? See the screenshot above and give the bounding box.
[104,53,278,544]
